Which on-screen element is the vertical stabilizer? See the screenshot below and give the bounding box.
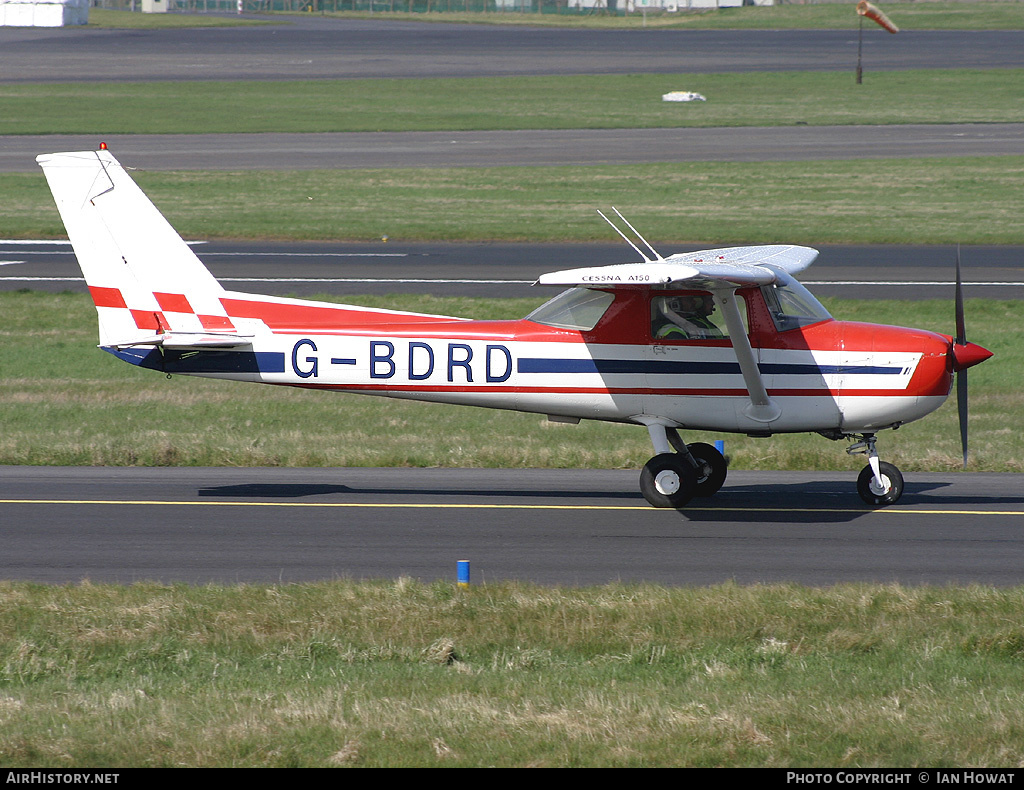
[36,149,234,347]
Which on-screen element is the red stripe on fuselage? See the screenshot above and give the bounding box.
[267,321,571,343]
[284,383,927,397]
[221,297,464,330]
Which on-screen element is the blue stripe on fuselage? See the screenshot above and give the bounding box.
[516,358,902,376]
[102,346,286,374]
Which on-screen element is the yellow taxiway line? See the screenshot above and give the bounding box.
[2,499,1021,516]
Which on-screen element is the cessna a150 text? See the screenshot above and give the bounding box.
[37,148,993,508]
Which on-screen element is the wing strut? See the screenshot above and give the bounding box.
[713,289,781,424]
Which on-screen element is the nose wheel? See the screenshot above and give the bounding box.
[856,461,904,506]
[848,434,905,506]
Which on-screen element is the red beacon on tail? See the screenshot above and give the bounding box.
[36,147,991,509]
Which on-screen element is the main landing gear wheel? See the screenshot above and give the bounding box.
[857,462,905,507]
[640,453,698,509]
[685,442,728,498]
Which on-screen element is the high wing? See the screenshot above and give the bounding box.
[536,244,820,425]
[535,245,819,289]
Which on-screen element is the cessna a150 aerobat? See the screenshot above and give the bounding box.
[37,147,993,508]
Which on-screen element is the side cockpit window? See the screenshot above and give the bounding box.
[760,268,832,332]
[651,291,743,341]
[526,288,615,331]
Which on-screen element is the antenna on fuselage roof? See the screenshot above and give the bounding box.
[597,207,664,263]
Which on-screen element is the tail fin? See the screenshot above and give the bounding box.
[37,148,244,348]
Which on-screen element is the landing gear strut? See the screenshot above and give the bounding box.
[848,433,904,506]
[639,424,728,508]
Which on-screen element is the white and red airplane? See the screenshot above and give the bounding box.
[37,147,992,508]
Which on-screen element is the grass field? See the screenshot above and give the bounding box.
[8,156,1024,244]
[5,70,1023,135]
[86,8,275,27]
[3,580,1024,767]
[1,290,1018,472]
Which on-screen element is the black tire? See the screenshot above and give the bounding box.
[640,453,697,509]
[686,442,728,498]
[857,462,904,507]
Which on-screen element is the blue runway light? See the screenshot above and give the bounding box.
[457,560,470,589]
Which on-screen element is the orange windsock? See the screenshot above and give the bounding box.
[857,1,899,33]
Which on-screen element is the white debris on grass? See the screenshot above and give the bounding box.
[662,91,707,103]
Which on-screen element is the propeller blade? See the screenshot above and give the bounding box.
[957,368,969,469]
[955,244,966,346]
[949,246,994,467]
[954,245,969,468]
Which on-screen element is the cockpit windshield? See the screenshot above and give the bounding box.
[760,267,832,332]
[526,288,614,330]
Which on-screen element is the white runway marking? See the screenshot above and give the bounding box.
[224,277,532,284]
[0,246,406,259]
[0,275,532,285]
[0,239,72,245]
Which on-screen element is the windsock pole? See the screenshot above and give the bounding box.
[857,15,864,84]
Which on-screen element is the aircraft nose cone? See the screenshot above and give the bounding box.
[951,341,993,372]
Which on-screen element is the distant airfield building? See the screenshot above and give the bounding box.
[0,0,89,25]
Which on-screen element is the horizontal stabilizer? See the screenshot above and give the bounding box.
[107,332,255,350]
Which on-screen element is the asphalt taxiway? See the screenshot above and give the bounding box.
[3,466,1024,586]
[2,18,1023,83]
[6,124,1024,173]
[3,239,1021,300]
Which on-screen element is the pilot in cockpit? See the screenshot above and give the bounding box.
[653,294,725,340]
